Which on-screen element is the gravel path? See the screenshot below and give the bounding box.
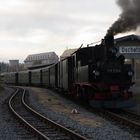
[27,87,140,140]
[128,84,140,114]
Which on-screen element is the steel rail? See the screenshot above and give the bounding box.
[9,88,53,140]
[22,88,87,140]
[9,87,88,140]
[104,110,140,130]
[123,109,140,118]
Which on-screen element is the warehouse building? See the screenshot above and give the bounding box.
[60,48,78,60]
[24,52,59,69]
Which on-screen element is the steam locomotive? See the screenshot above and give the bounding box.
[3,35,135,108]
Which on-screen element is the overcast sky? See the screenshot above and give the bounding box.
[0,0,122,62]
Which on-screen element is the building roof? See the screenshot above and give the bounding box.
[115,34,140,43]
[60,48,78,60]
[24,52,58,62]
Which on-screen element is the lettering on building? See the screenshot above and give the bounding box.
[119,46,140,54]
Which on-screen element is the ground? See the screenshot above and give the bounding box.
[129,83,140,113]
[28,87,101,127]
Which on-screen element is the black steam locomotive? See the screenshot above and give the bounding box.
[3,35,135,108]
[70,35,135,108]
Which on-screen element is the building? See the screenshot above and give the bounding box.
[24,52,59,69]
[9,60,19,72]
[0,62,9,73]
[115,34,140,81]
[60,48,78,60]
[9,60,19,66]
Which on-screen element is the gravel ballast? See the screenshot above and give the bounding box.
[0,87,18,139]
[128,84,140,114]
[0,87,37,140]
[27,87,140,140]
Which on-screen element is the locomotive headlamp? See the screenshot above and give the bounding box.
[93,70,100,76]
[128,71,133,76]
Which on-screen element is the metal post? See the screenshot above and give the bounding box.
[132,58,136,81]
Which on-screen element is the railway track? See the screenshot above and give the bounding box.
[8,88,87,140]
[100,109,140,131]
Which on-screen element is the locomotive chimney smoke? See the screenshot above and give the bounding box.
[107,0,140,35]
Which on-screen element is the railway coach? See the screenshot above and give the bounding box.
[3,72,18,85]
[18,70,30,86]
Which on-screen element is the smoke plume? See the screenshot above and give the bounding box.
[107,0,140,35]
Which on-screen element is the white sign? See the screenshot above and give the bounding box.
[119,46,140,54]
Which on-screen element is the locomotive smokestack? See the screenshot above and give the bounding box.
[104,33,114,48]
[103,33,114,59]
[107,0,140,35]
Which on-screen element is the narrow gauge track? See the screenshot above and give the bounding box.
[101,109,140,131]
[8,88,87,140]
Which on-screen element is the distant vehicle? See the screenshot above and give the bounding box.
[3,34,135,108]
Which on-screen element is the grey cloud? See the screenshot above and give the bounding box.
[0,0,119,62]
[0,0,116,37]
[0,11,110,38]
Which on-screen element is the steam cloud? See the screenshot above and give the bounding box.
[107,0,140,35]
